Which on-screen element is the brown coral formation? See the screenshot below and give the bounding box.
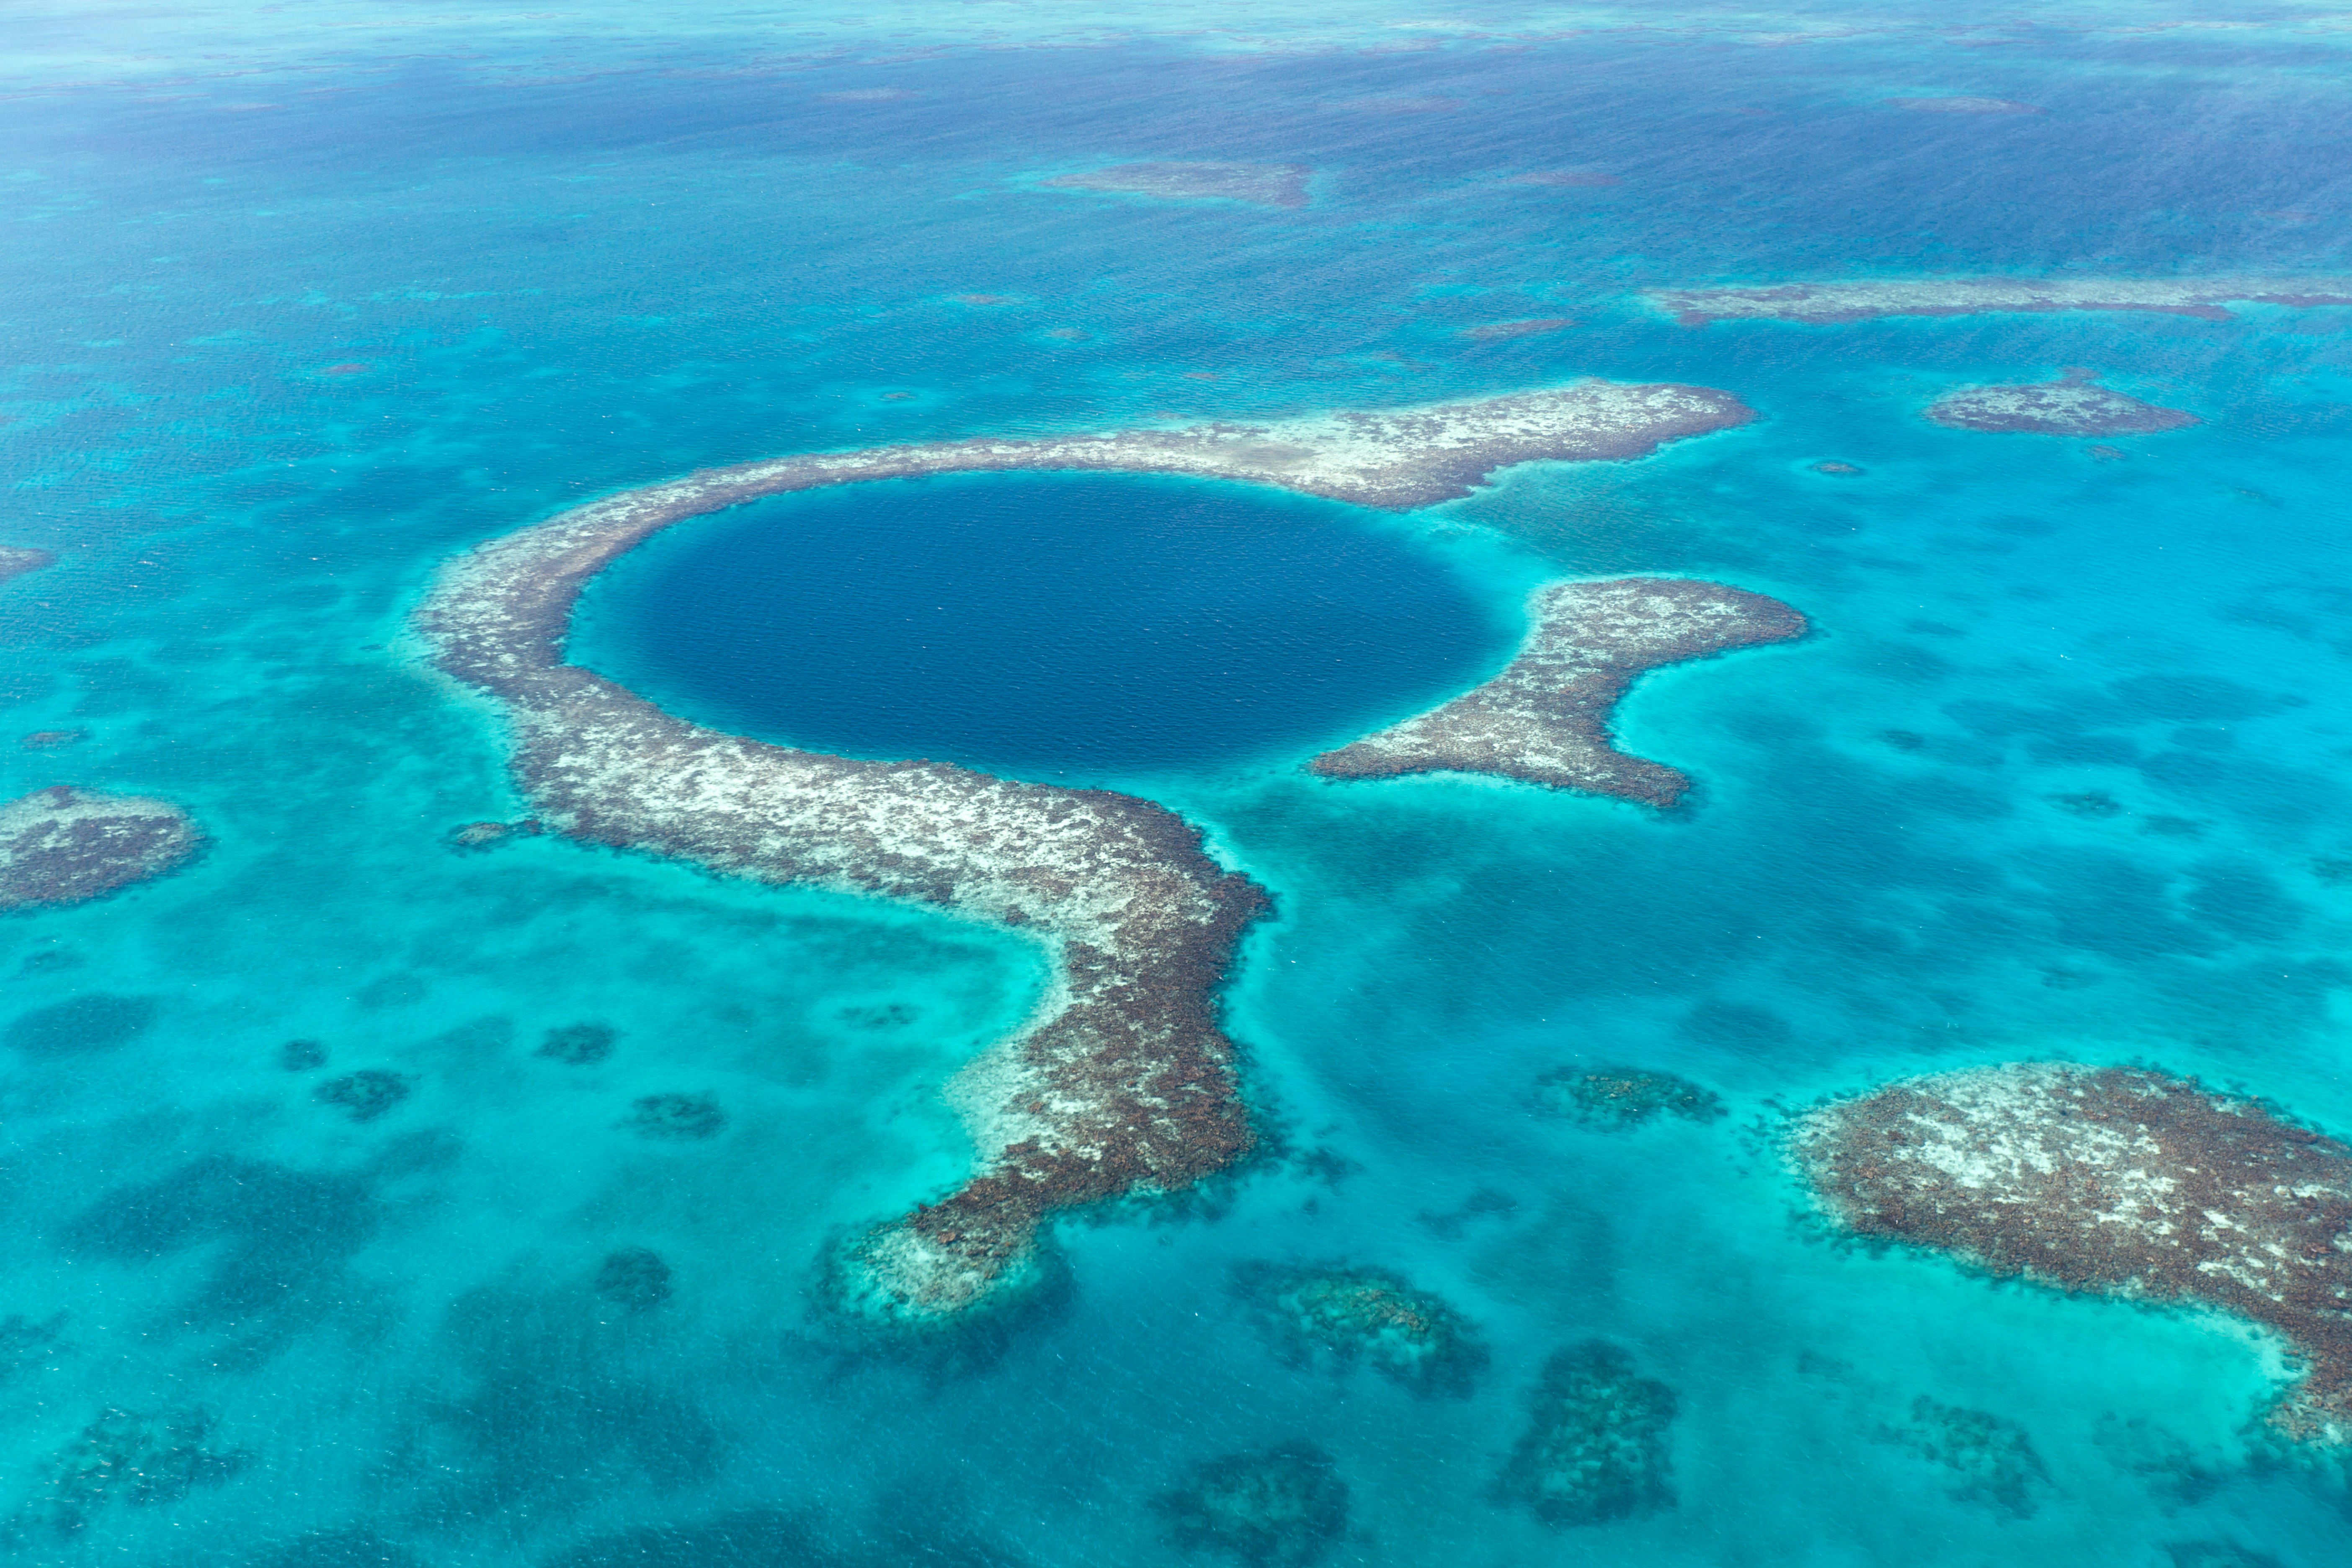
[1460,318,1577,341]
[1925,369,2197,435]
[1,786,201,912]
[0,546,54,586]
[1650,275,2352,326]
[1792,1064,2352,1443]
[413,385,1751,1326]
[1311,578,1805,806]
[1044,162,1310,209]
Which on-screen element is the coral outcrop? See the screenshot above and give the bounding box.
[1234,1263,1486,1397]
[1311,578,1804,805]
[1494,1341,1678,1527]
[592,1247,673,1311]
[1650,275,2352,326]
[316,1069,410,1122]
[1792,1063,2352,1442]
[12,1407,243,1535]
[1880,1395,2049,1516]
[1534,1066,1723,1129]
[1045,162,1310,209]
[625,1093,726,1141]
[1925,369,2197,435]
[540,1023,616,1064]
[0,546,54,586]
[413,385,1751,1327]
[0,786,200,912]
[1151,1444,1349,1568]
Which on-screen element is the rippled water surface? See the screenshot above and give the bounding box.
[5,4,2352,1565]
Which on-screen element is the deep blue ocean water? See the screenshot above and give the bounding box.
[6,5,2352,1565]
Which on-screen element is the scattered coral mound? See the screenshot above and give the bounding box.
[1880,1395,2049,1517]
[593,1247,673,1311]
[1235,1263,1487,1397]
[1461,317,1576,341]
[1649,274,2352,326]
[0,786,201,912]
[1494,1341,1679,1527]
[315,1069,410,1122]
[1926,369,2196,435]
[1311,578,1805,805]
[1045,161,1310,209]
[14,1406,244,1535]
[414,384,1752,1331]
[1534,1065,1724,1129]
[1891,96,2041,113]
[1151,1444,1349,1568]
[1792,1063,2352,1442]
[0,545,54,586]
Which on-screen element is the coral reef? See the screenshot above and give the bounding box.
[625,1093,725,1140]
[1513,170,1619,186]
[1461,317,1576,340]
[13,1407,244,1535]
[1926,369,2197,435]
[1813,461,1862,475]
[1791,1063,2352,1442]
[0,545,54,585]
[592,1247,673,1311]
[1312,578,1805,805]
[1151,1444,1349,1568]
[1651,275,2352,326]
[1044,162,1311,209]
[1879,1395,2048,1516]
[414,384,1750,1326]
[1890,96,2041,113]
[450,818,541,851]
[1534,1066,1724,1129]
[1,786,200,911]
[315,1069,411,1122]
[0,1313,68,1382]
[280,1038,328,1071]
[1234,1263,1487,1397]
[1494,1341,1678,1527]
[540,1022,617,1064]
[20,729,85,749]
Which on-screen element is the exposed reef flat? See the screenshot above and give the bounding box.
[1495,1342,1679,1527]
[1650,276,2352,326]
[1,787,201,912]
[1235,1262,1488,1397]
[0,546,54,586]
[1044,162,1310,209]
[1310,578,1804,806]
[415,386,1746,1328]
[1792,1064,2352,1443]
[1926,370,2196,435]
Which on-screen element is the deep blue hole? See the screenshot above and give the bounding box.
[573,470,1511,779]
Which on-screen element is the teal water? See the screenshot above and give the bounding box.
[7,5,2352,1565]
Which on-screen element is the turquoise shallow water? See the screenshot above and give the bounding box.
[7,5,2352,1565]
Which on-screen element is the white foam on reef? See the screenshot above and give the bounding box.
[1312,577,1804,805]
[413,384,1752,1326]
[1648,276,2352,325]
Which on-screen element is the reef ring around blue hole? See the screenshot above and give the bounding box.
[570,469,1514,780]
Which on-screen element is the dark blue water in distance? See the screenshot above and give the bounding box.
[7,3,2352,1566]
[576,472,1512,779]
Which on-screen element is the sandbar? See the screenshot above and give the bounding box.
[1792,1063,2352,1443]
[413,384,1753,1326]
[1648,275,2352,326]
[1311,577,1804,806]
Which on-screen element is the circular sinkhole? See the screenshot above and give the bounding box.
[571,469,1514,780]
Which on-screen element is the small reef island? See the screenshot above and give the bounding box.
[415,382,1754,1331]
[1,786,201,912]
[1648,275,2352,326]
[1792,1064,2352,1443]
[1312,578,1805,806]
[1924,369,2196,436]
[1043,162,1310,209]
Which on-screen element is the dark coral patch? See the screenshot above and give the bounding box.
[1534,1065,1723,1129]
[1152,1444,1349,1568]
[316,1069,411,1122]
[14,1407,245,1535]
[540,1022,617,1065]
[593,1247,673,1311]
[1494,1341,1678,1527]
[1235,1262,1486,1398]
[6,993,158,1057]
[625,1093,726,1140]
